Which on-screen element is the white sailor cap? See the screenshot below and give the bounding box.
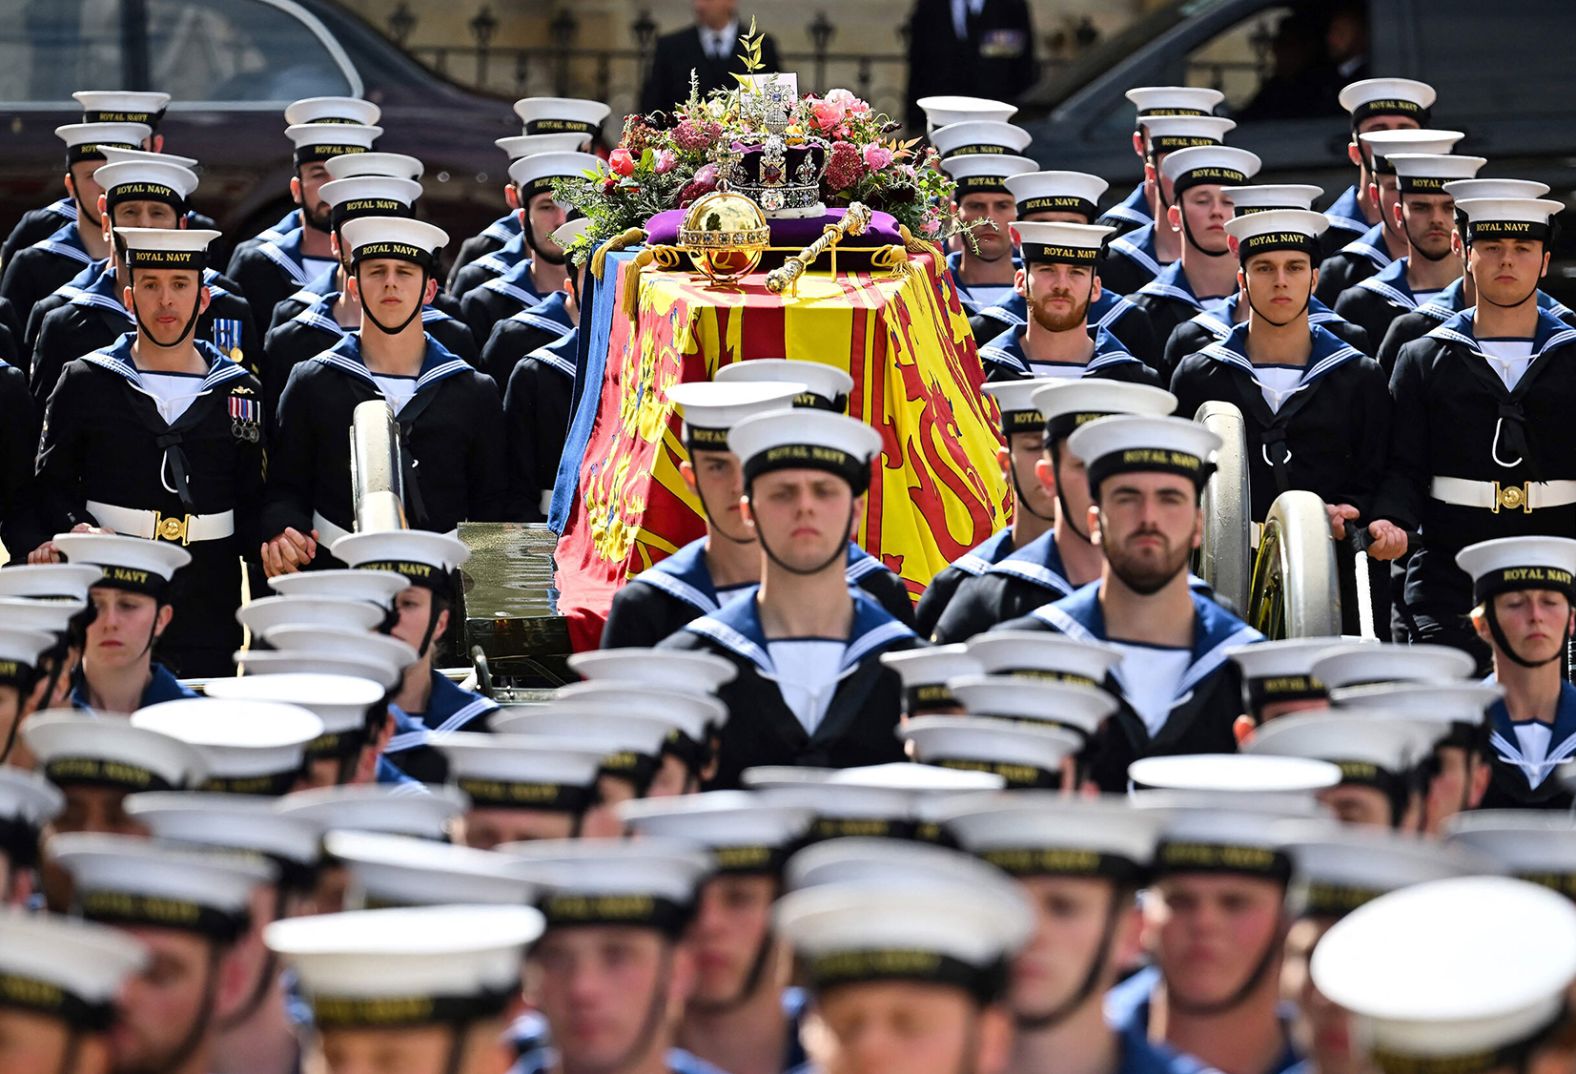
[1311,643,1475,690]
[965,631,1125,685]
[901,716,1082,789]
[1282,824,1491,920]
[51,831,275,939]
[0,563,101,600]
[1331,680,1503,721]
[1453,197,1566,245]
[501,837,713,934]
[0,597,83,637]
[1066,414,1222,496]
[1028,380,1177,441]
[0,909,147,1030]
[1140,115,1236,156]
[476,716,669,790]
[112,226,222,272]
[284,96,382,126]
[1125,86,1225,120]
[1310,877,1576,1074]
[1159,144,1261,195]
[929,120,1032,159]
[1456,536,1576,605]
[550,217,590,255]
[775,867,1032,1001]
[1337,78,1436,124]
[1228,635,1355,711]
[553,681,727,740]
[946,674,1116,737]
[275,784,468,840]
[325,830,538,909]
[267,568,410,608]
[937,793,1164,881]
[263,626,419,673]
[880,645,982,712]
[54,122,152,164]
[1011,221,1115,267]
[1131,753,1341,795]
[665,381,803,451]
[495,132,590,160]
[714,358,855,411]
[100,146,198,170]
[1444,811,1576,896]
[566,647,737,694]
[941,153,1038,195]
[1004,170,1110,221]
[337,217,448,272]
[74,90,171,126]
[124,792,322,887]
[1442,178,1551,202]
[981,375,1051,435]
[1357,129,1464,174]
[266,904,544,1029]
[757,764,999,842]
[131,698,324,796]
[324,151,424,181]
[0,625,55,687]
[512,96,611,138]
[93,159,199,207]
[1387,154,1486,194]
[1142,785,1335,882]
[236,595,385,638]
[0,765,63,836]
[728,410,883,494]
[917,95,1017,131]
[618,791,813,873]
[331,528,470,588]
[742,766,838,789]
[786,836,1014,893]
[24,710,208,792]
[1245,711,1446,785]
[508,151,604,200]
[1222,184,1324,213]
[1224,208,1331,261]
[203,673,385,761]
[319,176,423,228]
[284,123,382,165]
[236,650,400,692]
[53,532,190,595]
[432,733,604,814]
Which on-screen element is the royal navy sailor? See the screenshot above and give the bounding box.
[1097,86,1226,239]
[938,152,1037,316]
[1322,78,1437,256]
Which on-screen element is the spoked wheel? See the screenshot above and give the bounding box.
[1250,491,1341,639]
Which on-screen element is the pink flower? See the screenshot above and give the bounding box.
[608,147,635,177]
[654,149,677,174]
[862,143,893,171]
[672,118,721,151]
[824,141,864,190]
[811,98,846,132]
[921,217,941,236]
[692,163,719,188]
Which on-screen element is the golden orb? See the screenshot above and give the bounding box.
[677,185,770,283]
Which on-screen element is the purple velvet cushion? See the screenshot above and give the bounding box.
[644,206,906,247]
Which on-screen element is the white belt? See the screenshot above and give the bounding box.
[312,512,352,549]
[87,501,234,544]
[1430,477,1576,514]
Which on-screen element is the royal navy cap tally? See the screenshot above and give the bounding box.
[325,830,538,909]
[1012,221,1115,267]
[1221,184,1324,213]
[276,784,468,841]
[495,132,589,160]
[1029,380,1177,442]
[332,529,470,589]
[285,122,381,165]
[728,409,883,494]
[0,626,54,690]
[112,226,221,274]
[552,681,727,740]
[0,767,62,866]
[337,217,448,273]
[132,698,324,796]
[267,568,410,608]
[0,563,102,601]
[320,175,422,229]
[1067,414,1222,493]
[902,716,1083,789]
[501,837,713,934]
[0,598,84,637]
[1245,711,1446,788]
[1357,129,1464,174]
[55,122,152,165]
[938,794,1164,882]
[1224,208,1330,261]
[1311,877,1576,1074]
[1311,643,1476,691]
[1337,78,1436,125]
[1442,178,1551,202]
[1387,153,1486,195]
[203,673,386,761]
[285,96,382,126]
[982,378,1054,439]
[1454,198,1566,245]
[1140,115,1235,156]
[1125,86,1225,122]
[432,733,603,814]
[758,765,999,842]
[0,909,147,1030]
[966,631,1125,686]
[508,151,604,200]
[236,595,386,639]
[917,95,1016,132]
[1228,636,1355,711]
[1444,811,1576,899]
[566,647,737,694]
[946,674,1116,737]
[1282,825,1490,920]
[1145,800,1325,883]
[124,792,322,891]
[618,791,813,874]
[1004,171,1110,222]
[266,904,544,1029]
[929,120,1032,159]
[324,151,424,182]
[1160,144,1262,195]
[94,159,199,211]
[24,710,208,792]
[74,90,170,127]
[1456,536,1576,605]
[264,626,419,674]
[52,533,190,595]
[941,153,1038,195]
[880,645,982,712]
[666,381,804,452]
[51,831,274,940]
[714,358,856,411]
[512,96,611,138]
[478,717,669,792]
[786,836,1014,893]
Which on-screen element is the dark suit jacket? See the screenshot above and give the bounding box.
[905,0,1037,131]
[640,25,783,118]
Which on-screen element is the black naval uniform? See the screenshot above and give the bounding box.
[993,583,1263,791]
[1130,262,1237,377]
[1,196,76,266]
[459,256,548,345]
[1376,279,1576,374]
[263,333,507,557]
[913,528,1017,638]
[1097,223,1167,299]
[501,328,579,522]
[479,292,574,388]
[1096,182,1152,239]
[1372,308,1576,658]
[1163,293,1371,376]
[602,539,918,648]
[224,222,330,338]
[446,212,522,294]
[36,337,264,676]
[1481,685,1576,811]
[657,587,920,790]
[0,358,42,559]
[1315,222,1393,306]
[932,529,1079,643]
[1320,184,1371,259]
[1333,257,1454,360]
[968,289,1164,373]
[265,266,470,333]
[0,222,98,341]
[450,232,525,300]
[30,266,259,408]
[978,326,1163,385]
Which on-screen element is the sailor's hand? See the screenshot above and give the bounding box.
[1325,503,1360,541]
[261,527,318,577]
[1364,519,1409,561]
[27,523,106,563]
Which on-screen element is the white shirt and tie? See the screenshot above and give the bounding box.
[700,20,739,61]
[951,0,986,39]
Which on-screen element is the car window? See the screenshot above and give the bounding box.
[1414,0,1572,119]
[144,0,354,102]
[1188,4,1355,122]
[0,0,124,103]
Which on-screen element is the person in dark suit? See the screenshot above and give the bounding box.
[639,0,783,117]
[905,0,1037,133]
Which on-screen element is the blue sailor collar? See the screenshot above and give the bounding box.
[32,221,94,266]
[415,668,497,736]
[1428,306,1576,357]
[1136,260,1225,311]
[382,702,431,755]
[977,289,1027,328]
[44,195,76,222]
[298,265,338,301]
[1101,182,1153,227]
[1339,222,1394,270]
[1031,583,1262,699]
[1106,223,1163,280]
[527,327,579,379]
[1418,280,1576,323]
[474,231,528,277]
[480,211,524,243]
[1488,681,1576,790]
[70,661,195,712]
[310,331,474,394]
[945,251,1024,317]
[257,208,303,244]
[80,333,251,394]
[637,539,903,614]
[1185,293,1347,340]
[979,325,1145,378]
[950,528,1016,577]
[71,264,233,313]
[1355,255,1419,310]
[508,290,574,337]
[683,586,915,679]
[482,255,545,307]
[1324,184,1368,236]
[256,227,308,286]
[1198,322,1365,397]
[989,529,1074,596]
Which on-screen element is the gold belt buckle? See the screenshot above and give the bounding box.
[1493,481,1533,515]
[153,511,191,545]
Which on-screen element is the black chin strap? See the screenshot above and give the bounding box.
[54,1029,82,1074]
[1405,215,1454,264]
[1177,201,1231,261]
[127,262,203,349]
[1477,267,1543,313]
[69,177,101,230]
[524,217,568,268]
[1008,453,1057,524]
[1047,443,1091,543]
[1487,603,1569,669]
[1165,918,1283,1017]
[693,468,756,546]
[1245,279,1313,330]
[154,944,223,1074]
[750,497,853,578]
[580,946,674,1074]
[356,266,428,336]
[693,928,777,1015]
[1014,888,1124,1031]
